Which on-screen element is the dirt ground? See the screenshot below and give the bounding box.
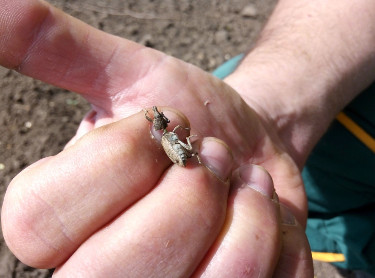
[0,0,361,277]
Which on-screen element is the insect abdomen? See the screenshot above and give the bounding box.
[161,134,187,167]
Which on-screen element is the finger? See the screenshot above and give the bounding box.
[193,165,282,277]
[53,138,233,277]
[273,205,314,278]
[0,0,144,107]
[258,152,308,227]
[1,107,188,268]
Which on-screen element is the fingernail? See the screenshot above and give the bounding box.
[236,165,275,199]
[150,124,164,142]
[146,108,190,142]
[280,204,297,226]
[199,137,233,181]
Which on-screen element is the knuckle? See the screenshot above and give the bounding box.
[2,173,73,268]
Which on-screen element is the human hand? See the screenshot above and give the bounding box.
[2,108,311,277]
[1,0,312,276]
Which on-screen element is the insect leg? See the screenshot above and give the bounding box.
[186,135,197,149]
[177,134,197,152]
[144,108,153,122]
[187,135,201,164]
[172,125,190,133]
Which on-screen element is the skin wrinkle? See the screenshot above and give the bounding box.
[232,70,310,169]
[198,232,266,278]
[102,148,157,200]
[41,150,113,244]
[108,47,167,107]
[107,214,189,277]
[15,3,106,100]
[139,169,227,275]
[84,38,143,110]
[167,185,207,229]
[226,99,260,157]
[97,158,129,198]
[60,33,121,109]
[99,135,137,195]
[58,25,92,93]
[87,125,155,198]
[221,115,258,165]
[152,239,185,277]
[91,40,122,97]
[276,250,312,277]
[230,199,280,248]
[15,2,51,72]
[27,185,74,250]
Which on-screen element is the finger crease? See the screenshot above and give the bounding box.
[29,186,75,248]
[15,5,53,72]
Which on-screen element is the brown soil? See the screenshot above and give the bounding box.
[0,0,356,277]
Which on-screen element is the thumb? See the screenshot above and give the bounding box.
[0,0,146,109]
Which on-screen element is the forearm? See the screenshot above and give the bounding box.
[225,0,375,167]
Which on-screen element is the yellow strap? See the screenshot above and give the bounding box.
[336,112,375,153]
[310,113,373,264]
[311,251,346,262]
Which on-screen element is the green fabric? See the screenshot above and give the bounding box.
[213,56,375,274]
[212,54,244,79]
[304,85,375,274]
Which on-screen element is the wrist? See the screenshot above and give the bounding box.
[224,42,366,168]
[224,0,375,167]
[224,60,331,168]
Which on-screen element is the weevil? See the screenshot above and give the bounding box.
[144,107,199,167]
[145,106,170,131]
[161,125,199,167]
